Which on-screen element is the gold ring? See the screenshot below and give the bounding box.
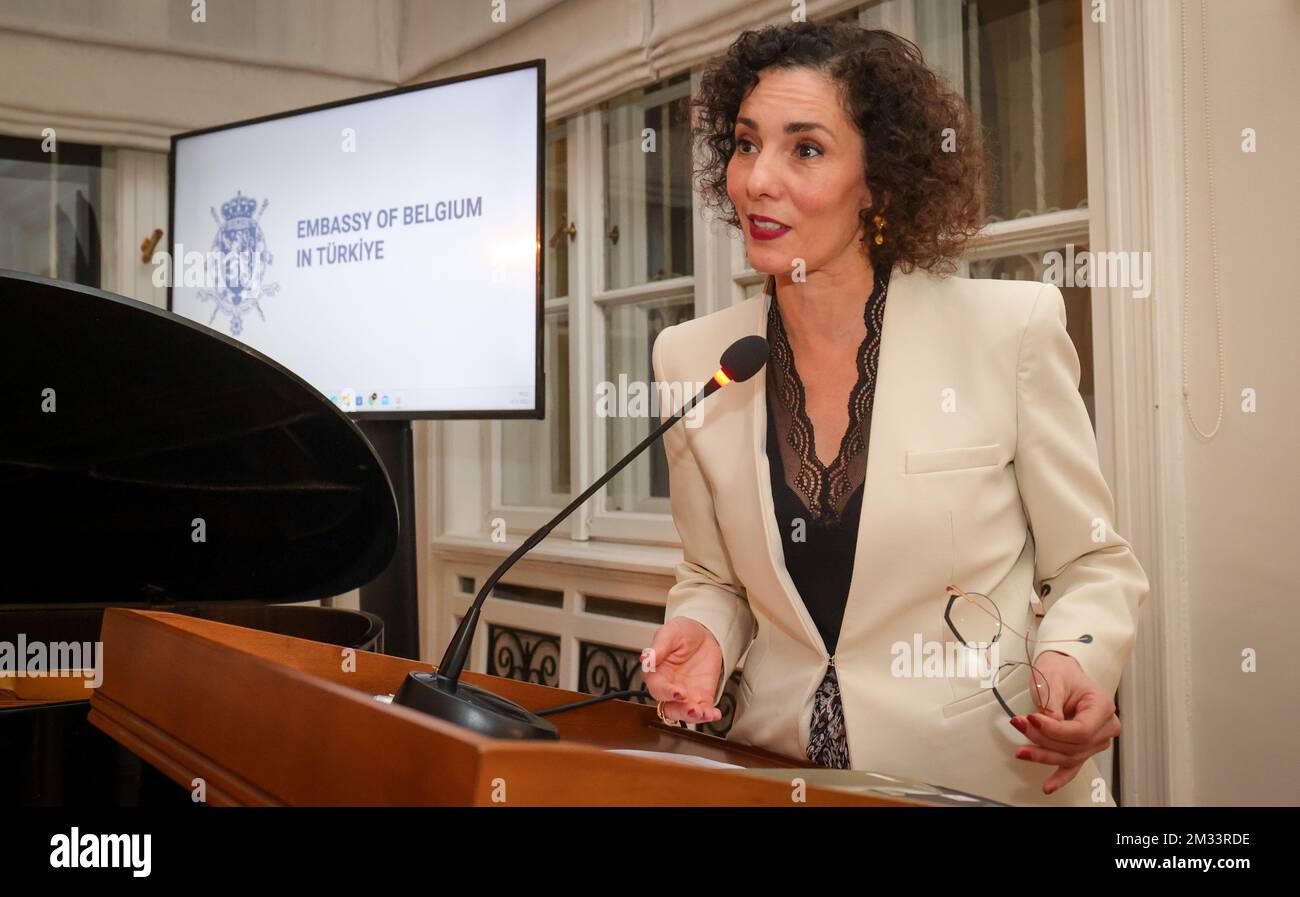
[656,700,670,723]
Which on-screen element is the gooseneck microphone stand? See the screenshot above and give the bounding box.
[393,335,769,739]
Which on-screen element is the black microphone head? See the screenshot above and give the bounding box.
[719,335,769,383]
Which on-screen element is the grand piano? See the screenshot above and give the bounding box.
[0,269,398,805]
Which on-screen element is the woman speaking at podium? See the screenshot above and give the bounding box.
[643,21,1148,807]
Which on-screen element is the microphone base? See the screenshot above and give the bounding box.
[392,671,560,740]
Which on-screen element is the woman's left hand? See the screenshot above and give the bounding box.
[1010,650,1122,795]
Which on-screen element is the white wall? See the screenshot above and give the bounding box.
[1176,0,1300,806]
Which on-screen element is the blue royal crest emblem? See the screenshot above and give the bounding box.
[198,191,279,336]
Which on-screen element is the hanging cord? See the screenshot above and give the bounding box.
[1179,0,1227,440]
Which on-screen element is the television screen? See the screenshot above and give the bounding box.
[169,61,543,419]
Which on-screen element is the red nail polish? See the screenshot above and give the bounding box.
[1009,717,1026,733]
[1028,715,1043,728]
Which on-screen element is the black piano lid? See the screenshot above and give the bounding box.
[0,269,398,606]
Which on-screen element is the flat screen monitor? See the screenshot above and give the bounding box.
[169,60,543,419]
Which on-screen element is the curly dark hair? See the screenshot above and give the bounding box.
[692,21,987,274]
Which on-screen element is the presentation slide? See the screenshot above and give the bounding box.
[170,64,540,416]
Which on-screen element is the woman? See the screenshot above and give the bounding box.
[643,22,1148,807]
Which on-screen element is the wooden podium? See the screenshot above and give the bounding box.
[88,608,919,806]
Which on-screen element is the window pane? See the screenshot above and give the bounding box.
[544,126,569,300]
[916,0,1087,221]
[0,137,112,287]
[602,73,694,290]
[500,122,570,511]
[502,313,571,507]
[968,245,1095,426]
[604,293,694,513]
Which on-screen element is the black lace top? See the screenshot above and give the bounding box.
[765,265,891,656]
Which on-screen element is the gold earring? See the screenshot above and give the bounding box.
[872,213,887,246]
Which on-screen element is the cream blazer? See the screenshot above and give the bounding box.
[651,266,1149,807]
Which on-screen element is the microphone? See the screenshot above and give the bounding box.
[393,335,770,739]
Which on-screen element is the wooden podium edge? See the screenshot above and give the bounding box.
[89,608,916,807]
[89,694,282,806]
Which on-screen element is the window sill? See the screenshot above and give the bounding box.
[430,533,683,579]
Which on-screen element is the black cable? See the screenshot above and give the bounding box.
[535,688,657,718]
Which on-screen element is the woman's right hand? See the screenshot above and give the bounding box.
[641,617,724,724]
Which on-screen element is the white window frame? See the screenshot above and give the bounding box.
[484,68,738,548]
[461,2,1130,550]
[586,73,700,545]
[488,122,578,538]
